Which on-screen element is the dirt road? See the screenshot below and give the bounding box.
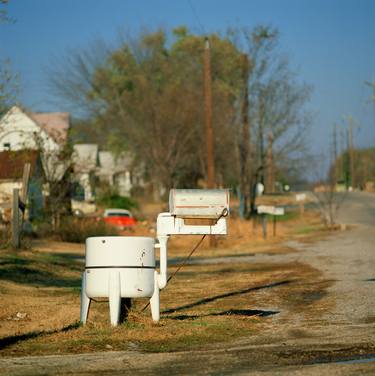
[1,192,375,375]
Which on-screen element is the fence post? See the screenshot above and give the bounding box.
[261,214,267,239]
[273,215,277,236]
[12,188,20,249]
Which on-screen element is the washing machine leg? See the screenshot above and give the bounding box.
[109,271,121,326]
[150,271,160,322]
[80,272,91,324]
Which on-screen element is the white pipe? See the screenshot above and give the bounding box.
[157,235,169,289]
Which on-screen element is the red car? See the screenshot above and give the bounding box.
[103,209,136,229]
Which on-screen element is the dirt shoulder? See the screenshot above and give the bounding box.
[1,193,374,374]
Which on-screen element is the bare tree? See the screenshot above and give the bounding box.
[312,154,347,228]
[229,26,312,217]
[31,130,73,229]
[0,1,18,115]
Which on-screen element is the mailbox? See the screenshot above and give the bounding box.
[80,189,230,326]
[169,189,229,218]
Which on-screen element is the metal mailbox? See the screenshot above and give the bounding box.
[169,189,230,218]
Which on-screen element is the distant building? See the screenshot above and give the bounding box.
[0,150,44,221]
[0,106,142,217]
[97,151,133,196]
[72,144,99,202]
[0,105,71,182]
[72,144,137,202]
[0,105,69,152]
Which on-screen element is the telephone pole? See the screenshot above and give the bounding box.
[339,127,345,182]
[348,117,355,189]
[204,37,215,189]
[266,129,274,193]
[204,37,216,248]
[332,123,337,184]
[239,53,250,217]
[258,90,265,185]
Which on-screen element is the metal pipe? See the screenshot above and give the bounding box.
[157,235,169,289]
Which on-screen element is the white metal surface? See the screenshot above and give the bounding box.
[85,236,154,267]
[81,236,156,326]
[257,205,285,216]
[157,212,227,236]
[169,189,229,218]
[81,189,230,327]
[84,269,155,298]
[296,193,307,202]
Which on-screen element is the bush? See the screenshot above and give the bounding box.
[58,218,119,243]
[96,193,139,211]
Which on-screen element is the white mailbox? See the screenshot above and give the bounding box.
[257,205,285,216]
[80,189,230,326]
[169,189,229,218]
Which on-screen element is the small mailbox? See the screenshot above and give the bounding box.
[169,189,229,219]
[257,205,285,216]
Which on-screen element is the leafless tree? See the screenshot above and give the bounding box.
[311,154,347,228]
[228,26,312,217]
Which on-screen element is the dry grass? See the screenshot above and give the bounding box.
[0,207,332,357]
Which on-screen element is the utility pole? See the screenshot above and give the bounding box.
[204,37,216,248]
[339,127,345,183]
[266,129,274,193]
[345,126,350,189]
[258,90,265,186]
[365,81,375,122]
[348,117,355,189]
[239,53,250,218]
[332,123,337,185]
[204,37,215,189]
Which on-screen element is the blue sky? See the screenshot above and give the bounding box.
[1,0,374,156]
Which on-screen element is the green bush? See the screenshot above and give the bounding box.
[58,218,119,243]
[96,193,139,211]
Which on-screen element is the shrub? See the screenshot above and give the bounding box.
[58,218,119,243]
[96,193,139,211]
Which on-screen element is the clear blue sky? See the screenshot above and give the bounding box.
[1,0,374,157]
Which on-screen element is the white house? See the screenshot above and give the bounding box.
[72,144,99,202]
[97,151,133,196]
[0,105,70,182]
[0,150,44,221]
[0,105,69,152]
[73,144,136,201]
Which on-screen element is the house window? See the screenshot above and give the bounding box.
[3,143,10,150]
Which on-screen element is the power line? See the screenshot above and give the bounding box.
[187,0,206,35]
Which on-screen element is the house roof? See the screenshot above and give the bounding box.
[0,150,40,180]
[28,111,70,144]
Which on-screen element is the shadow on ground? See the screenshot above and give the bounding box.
[163,280,291,314]
[0,322,80,350]
[168,309,279,320]
[0,251,82,288]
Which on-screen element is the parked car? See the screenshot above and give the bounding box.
[103,208,136,229]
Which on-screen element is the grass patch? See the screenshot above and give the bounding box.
[266,210,299,222]
[0,209,331,357]
[294,226,316,235]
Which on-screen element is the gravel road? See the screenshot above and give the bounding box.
[1,191,375,375]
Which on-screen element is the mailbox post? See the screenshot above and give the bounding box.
[257,205,285,239]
